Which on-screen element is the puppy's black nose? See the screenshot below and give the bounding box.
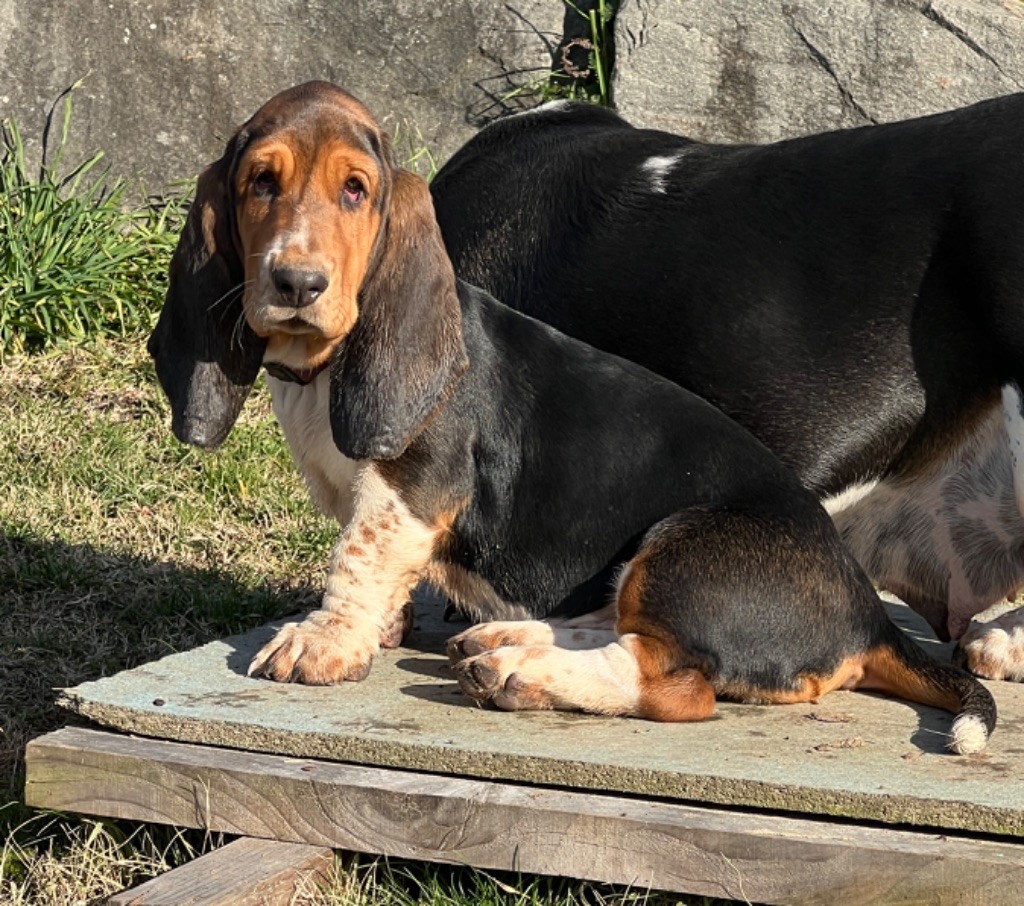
[272,266,329,308]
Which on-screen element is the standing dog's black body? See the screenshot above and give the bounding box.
[431,96,1024,495]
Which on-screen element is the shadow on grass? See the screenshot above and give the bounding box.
[0,532,319,814]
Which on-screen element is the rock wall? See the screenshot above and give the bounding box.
[1,0,1022,192]
[613,0,1024,142]
[0,0,563,190]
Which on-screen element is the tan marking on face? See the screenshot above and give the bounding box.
[235,134,385,370]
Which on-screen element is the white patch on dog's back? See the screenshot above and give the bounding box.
[515,100,571,117]
[641,154,682,194]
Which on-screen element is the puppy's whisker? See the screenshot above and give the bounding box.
[230,309,251,352]
[204,280,249,314]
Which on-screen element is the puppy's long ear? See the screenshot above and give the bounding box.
[329,169,469,460]
[147,131,267,450]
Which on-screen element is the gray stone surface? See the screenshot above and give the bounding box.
[0,0,562,190]
[6,2,1024,190]
[58,600,1024,837]
[614,0,1024,142]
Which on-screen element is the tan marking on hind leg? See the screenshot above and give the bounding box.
[621,634,716,721]
[716,656,866,706]
[249,466,440,684]
[610,550,717,720]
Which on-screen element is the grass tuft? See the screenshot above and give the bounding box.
[0,341,335,805]
[551,0,617,105]
[392,121,440,183]
[0,83,187,360]
[293,855,717,905]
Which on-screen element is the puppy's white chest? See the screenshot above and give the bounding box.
[268,372,359,524]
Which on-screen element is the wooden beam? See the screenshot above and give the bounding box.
[106,837,332,905]
[26,727,1024,905]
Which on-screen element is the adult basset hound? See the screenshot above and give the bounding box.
[429,96,1024,682]
[148,81,996,753]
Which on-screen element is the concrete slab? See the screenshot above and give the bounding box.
[58,601,1024,837]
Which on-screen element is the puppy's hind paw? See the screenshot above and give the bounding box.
[446,620,554,665]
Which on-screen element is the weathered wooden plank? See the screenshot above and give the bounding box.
[26,727,1024,905]
[106,836,332,905]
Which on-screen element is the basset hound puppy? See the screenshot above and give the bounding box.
[148,81,996,753]
[430,95,1024,682]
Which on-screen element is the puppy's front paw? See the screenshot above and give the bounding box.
[248,611,377,684]
[955,610,1024,682]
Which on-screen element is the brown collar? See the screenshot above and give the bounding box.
[263,361,330,385]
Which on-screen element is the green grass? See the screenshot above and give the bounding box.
[0,343,335,806]
[552,0,616,105]
[0,85,188,360]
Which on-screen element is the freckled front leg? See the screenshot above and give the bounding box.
[249,468,438,684]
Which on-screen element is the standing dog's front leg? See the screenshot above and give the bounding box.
[249,467,439,684]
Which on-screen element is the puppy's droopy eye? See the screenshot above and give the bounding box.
[342,177,366,205]
[252,171,277,198]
